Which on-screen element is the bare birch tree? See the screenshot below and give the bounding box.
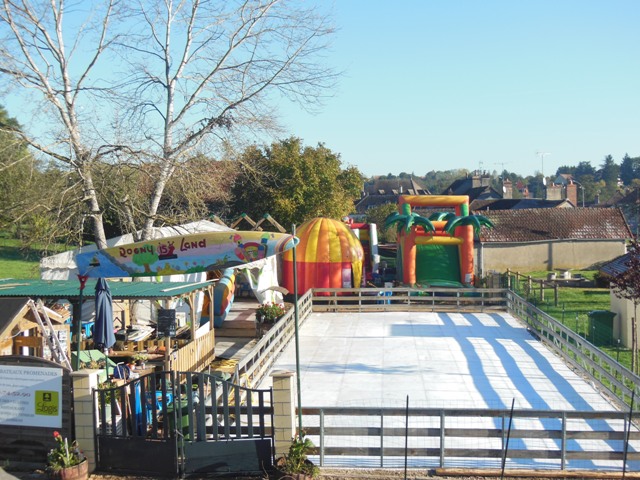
[0,0,337,246]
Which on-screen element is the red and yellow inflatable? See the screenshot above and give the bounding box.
[282,218,364,295]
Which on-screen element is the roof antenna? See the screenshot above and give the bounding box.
[536,151,551,176]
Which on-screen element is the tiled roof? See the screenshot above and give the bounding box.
[478,208,632,243]
[611,187,640,206]
[354,194,397,213]
[443,178,468,195]
[471,198,571,211]
[599,253,630,277]
[364,177,429,196]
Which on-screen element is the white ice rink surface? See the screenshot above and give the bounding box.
[259,311,638,471]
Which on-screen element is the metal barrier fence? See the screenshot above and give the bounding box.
[506,290,640,412]
[227,286,640,473]
[301,405,640,470]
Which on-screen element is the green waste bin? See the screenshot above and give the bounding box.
[587,310,615,346]
[167,399,190,439]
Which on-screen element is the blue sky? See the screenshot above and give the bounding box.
[279,1,640,178]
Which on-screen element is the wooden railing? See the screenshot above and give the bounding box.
[311,287,507,312]
[234,290,314,389]
[171,327,216,373]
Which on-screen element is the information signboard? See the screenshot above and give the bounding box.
[157,308,176,338]
[0,366,63,428]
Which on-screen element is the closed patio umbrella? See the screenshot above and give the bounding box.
[94,278,116,375]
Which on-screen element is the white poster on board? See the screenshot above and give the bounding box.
[0,366,63,428]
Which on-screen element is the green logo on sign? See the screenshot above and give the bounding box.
[35,390,59,416]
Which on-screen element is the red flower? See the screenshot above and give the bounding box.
[53,431,61,438]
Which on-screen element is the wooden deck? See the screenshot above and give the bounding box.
[213,297,259,362]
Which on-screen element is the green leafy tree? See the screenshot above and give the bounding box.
[422,169,470,194]
[620,154,640,186]
[556,165,576,176]
[599,155,620,201]
[574,161,597,181]
[365,203,399,243]
[0,105,32,229]
[0,106,81,250]
[231,138,363,228]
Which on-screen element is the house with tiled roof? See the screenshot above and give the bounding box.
[598,249,640,349]
[471,198,573,211]
[476,208,632,274]
[441,172,502,202]
[354,177,430,214]
[594,187,640,235]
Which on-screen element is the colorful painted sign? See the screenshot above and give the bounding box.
[76,231,298,278]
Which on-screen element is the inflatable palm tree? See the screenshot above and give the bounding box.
[384,203,435,287]
[385,203,435,233]
[444,214,494,236]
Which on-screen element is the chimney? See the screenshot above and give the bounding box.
[502,179,513,199]
[566,181,578,206]
[546,184,563,201]
[471,174,481,188]
[481,173,491,187]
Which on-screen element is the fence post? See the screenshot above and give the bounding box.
[72,369,101,473]
[561,411,567,470]
[271,370,297,458]
[439,410,445,468]
[554,285,559,307]
[380,409,384,468]
[539,280,544,302]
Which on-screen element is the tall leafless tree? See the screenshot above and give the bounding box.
[0,0,337,247]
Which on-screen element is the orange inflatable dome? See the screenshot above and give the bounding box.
[282,218,364,295]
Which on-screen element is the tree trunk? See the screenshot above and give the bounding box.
[79,162,108,249]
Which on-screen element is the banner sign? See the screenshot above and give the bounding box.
[0,366,63,428]
[76,231,298,278]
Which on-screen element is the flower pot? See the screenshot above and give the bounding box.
[48,460,88,480]
[256,322,274,337]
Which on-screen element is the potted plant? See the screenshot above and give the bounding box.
[97,380,122,417]
[255,302,286,337]
[132,352,148,368]
[256,302,286,324]
[274,432,319,479]
[46,431,87,480]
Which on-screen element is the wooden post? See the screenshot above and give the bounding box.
[540,280,544,302]
[554,284,559,306]
[163,300,171,373]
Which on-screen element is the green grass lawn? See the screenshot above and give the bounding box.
[0,237,67,279]
[510,269,632,370]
